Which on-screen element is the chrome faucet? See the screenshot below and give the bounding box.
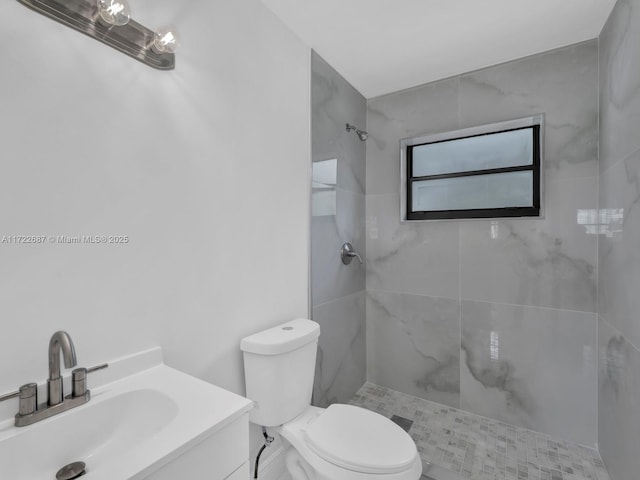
[0,331,108,427]
[48,331,77,406]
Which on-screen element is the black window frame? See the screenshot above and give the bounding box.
[406,124,541,221]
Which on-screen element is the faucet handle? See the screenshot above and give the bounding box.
[0,389,19,403]
[340,242,363,265]
[0,384,38,416]
[72,363,109,398]
[71,368,86,398]
[87,363,109,374]
[18,383,38,415]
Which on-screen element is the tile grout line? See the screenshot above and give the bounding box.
[311,288,365,309]
[600,314,640,353]
[456,73,463,415]
[599,144,640,178]
[368,286,598,317]
[595,35,600,460]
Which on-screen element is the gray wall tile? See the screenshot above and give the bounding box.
[460,41,598,182]
[460,177,598,313]
[598,0,640,476]
[461,300,597,445]
[598,319,640,480]
[367,79,459,195]
[366,193,459,299]
[311,188,365,305]
[313,291,366,406]
[367,290,461,408]
[599,149,640,347]
[312,51,366,194]
[599,0,640,174]
[311,52,367,404]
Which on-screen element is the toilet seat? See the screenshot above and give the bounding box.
[278,405,422,480]
[304,404,417,474]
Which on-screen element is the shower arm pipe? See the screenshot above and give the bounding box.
[345,123,368,141]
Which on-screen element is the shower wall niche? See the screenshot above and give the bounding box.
[310,51,367,406]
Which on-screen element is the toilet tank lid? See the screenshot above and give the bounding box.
[240,319,320,355]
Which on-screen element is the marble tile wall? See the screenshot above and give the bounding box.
[366,40,599,446]
[312,291,366,406]
[598,322,640,480]
[461,301,596,444]
[598,0,640,478]
[311,51,367,406]
[367,290,460,408]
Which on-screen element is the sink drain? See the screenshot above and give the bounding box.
[55,461,86,480]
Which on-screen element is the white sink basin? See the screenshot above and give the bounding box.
[0,348,253,480]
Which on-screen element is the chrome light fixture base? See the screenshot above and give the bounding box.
[17,0,175,70]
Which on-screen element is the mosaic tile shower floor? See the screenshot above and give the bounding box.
[349,383,610,480]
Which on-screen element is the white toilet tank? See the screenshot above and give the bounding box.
[241,319,320,427]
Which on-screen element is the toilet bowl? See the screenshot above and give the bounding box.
[277,405,422,480]
[240,319,422,480]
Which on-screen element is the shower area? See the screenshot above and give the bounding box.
[310,1,638,475]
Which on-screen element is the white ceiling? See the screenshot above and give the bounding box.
[261,0,617,98]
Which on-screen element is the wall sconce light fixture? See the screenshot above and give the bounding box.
[18,0,178,70]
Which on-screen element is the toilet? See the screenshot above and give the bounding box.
[241,318,422,480]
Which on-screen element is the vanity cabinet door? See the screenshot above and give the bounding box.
[144,413,249,480]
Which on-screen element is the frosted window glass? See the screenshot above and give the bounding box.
[411,171,533,212]
[412,128,533,177]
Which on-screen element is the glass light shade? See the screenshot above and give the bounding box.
[153,26,178,54]
[97,0,131,26]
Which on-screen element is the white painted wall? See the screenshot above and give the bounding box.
[0,0,310,416]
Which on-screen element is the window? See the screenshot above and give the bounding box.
[400,116,543,221]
